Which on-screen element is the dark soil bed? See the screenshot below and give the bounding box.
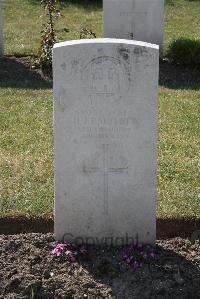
[1,216,200,239]
[0,233,200,299]
[0,56,51,86]
[0,56,200,89]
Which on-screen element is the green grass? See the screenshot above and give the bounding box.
[0,0,200,219]
[3,0,200,56]
[164,0,200,52]
[0,88,53,217]
[4,0,102,56]
[158,87,200,218]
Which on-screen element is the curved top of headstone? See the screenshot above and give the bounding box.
[53,38,159,50]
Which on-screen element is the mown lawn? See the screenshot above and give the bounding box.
[0,88,53,217]
[158,86,200,218]
[0,0,200,219]
[3,0,200,56]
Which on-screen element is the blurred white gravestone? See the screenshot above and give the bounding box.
[53,38,159,245]
[103,0,164,56]
[0,0,3,55]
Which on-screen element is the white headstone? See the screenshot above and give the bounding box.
[103,0,164,56]
[0,0,3,56]
[53,38,159,245]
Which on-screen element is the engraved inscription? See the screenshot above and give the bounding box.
[83,144,128,214]
[81,56,130,103]
[73,110,138,140]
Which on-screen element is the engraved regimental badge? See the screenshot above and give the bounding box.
[81,56,130,104]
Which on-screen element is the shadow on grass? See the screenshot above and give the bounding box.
[29,0,102,10]
[1,56,199,90]
[0,56,52,89]
[59,0,102,10]
[157,218,200,239]
[159,59,200,90]
[161,37,200,90]
[0,216,199,240]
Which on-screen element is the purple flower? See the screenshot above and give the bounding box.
[79,246,87,254]
[143,253,148,259]
[51,241,88,262]
[64,242,72,247]
[65,250,73,255]
[132,261,141,269]
[69,255,76,263]
[122,242,157,269]
[127,256,133,263]
[150,252,155,259]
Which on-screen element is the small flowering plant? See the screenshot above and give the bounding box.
[122,242,156,269]
[51,241,87,263]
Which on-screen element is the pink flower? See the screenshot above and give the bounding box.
[56,243,65,249]
[51,248,61,256]
[65,250,73,256]
[51,241,87,262]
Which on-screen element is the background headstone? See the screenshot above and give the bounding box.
[103,0,164,56]
[53,38,159,245]
[0,0,3,56]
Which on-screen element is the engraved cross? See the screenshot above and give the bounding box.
[83,144,128,214]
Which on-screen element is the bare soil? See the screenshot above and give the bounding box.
[0,233,200,299]
[0,56,46,81]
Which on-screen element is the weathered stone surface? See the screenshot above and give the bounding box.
[103,0,164,55]
[53,38,159,245]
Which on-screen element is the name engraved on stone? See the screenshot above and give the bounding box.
[73,111,138,140]
[83,144,129,214]
[81,56,130,103]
